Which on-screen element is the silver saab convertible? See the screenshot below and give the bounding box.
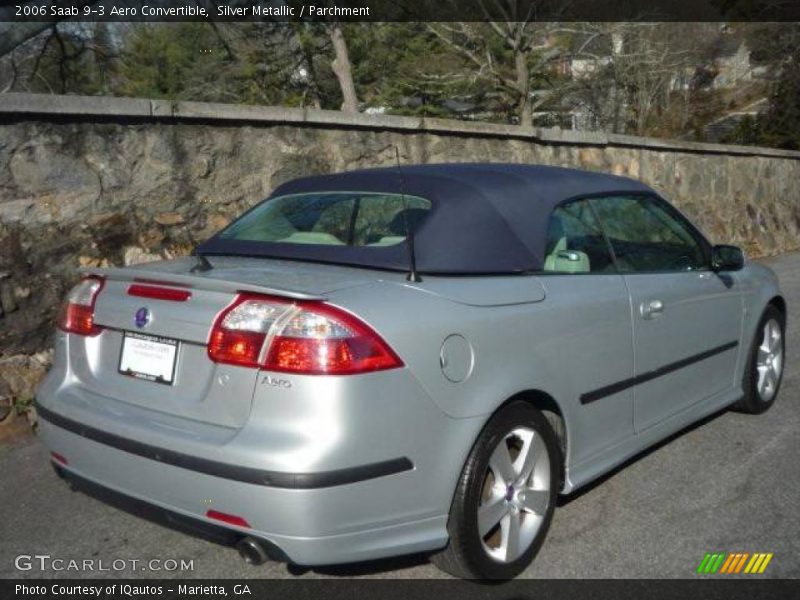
[36,163,785,579]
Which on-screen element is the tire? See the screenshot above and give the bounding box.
[432,401,560,579]
[735,304,785,414]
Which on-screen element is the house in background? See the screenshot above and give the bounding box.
[706,26,755,89]
[552,33,621,80]
[695,26,771,141]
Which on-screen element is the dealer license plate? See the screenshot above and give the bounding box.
[118,332,179,385]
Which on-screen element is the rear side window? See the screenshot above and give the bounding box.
[543,200,615,273]
[589,195,707,272]
[219,192,431,247]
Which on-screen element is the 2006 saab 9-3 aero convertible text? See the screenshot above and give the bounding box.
[36,163,785,579]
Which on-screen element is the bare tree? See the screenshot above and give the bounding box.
[0,24,62,94]
[568,23,715,135]
[427,2,592,126]
[0,23,54,59]
[0,51,19,93]
[0,1,101,58]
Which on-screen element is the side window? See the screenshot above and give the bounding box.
[353,195,430,246]
[589,195,707,273]
[543,200,616,273]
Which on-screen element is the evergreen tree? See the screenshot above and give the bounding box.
[118,24,231,101]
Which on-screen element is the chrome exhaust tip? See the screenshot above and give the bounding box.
[236,536,269,565]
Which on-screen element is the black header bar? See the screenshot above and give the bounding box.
[2,0,800,23]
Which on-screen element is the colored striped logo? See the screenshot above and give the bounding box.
[696,552,774,574]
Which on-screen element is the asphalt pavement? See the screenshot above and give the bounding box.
[1,254,798,579]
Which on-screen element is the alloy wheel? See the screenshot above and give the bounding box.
[478,427,551,563]
[756,318,783,402]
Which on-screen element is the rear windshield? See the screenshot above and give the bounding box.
[218,192,431,247]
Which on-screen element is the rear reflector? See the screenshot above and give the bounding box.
[208,294,403,375]
[206,509,250,528]
[51,452,69,465]
[57,276,105,336]
[128,284,192,302]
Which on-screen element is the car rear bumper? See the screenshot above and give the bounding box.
[38,409,450,565]
[37,403,414,489]
[50,463,292,562]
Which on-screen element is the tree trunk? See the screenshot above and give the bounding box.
[329,24,358,113]
[610,79,623,134]
[515,49,532,127]
[92,23,113,94]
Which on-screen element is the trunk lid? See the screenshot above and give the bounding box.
[73,256,377,427]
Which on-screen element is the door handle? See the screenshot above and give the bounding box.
[640,299,664,319]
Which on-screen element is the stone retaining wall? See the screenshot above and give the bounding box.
[1,92,799,364]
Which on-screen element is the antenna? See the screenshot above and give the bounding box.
[190,254,213,273]
[394,146,421,283]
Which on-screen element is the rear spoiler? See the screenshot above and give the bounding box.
[78,266,326,301]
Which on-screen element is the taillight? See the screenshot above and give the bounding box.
[208,295,287,368]
[265,303,403,374]
[57,276,105,336]
[208,294,403,375]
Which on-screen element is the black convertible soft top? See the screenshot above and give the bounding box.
[197,163,654,274]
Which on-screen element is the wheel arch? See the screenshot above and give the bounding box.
[768,295,786,320]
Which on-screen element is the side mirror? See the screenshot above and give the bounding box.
[712,244,744,272]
